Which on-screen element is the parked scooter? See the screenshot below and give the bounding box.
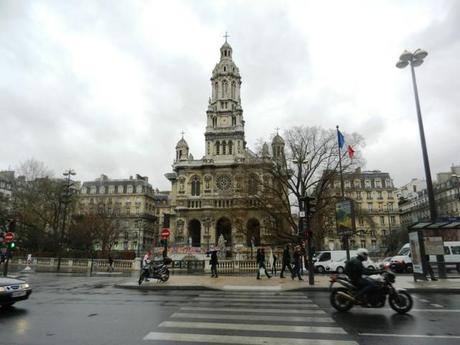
[138,257,172,285]
[329,271,413,314]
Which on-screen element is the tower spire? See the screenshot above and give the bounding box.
[223,31,230,42]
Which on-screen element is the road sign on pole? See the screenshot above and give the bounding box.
[161,228,171,238]
[4,232,14,243]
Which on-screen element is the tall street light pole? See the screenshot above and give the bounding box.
[396,49,446,278]
[57,169,76,272]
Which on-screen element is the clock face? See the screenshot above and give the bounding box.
[216,174,232,191]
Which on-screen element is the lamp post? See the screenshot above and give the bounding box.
[396,49,446,278]
[57,169,76,272]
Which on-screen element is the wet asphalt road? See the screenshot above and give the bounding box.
[1,273,460,345]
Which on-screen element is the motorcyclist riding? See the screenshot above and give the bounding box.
[344,248,383,302]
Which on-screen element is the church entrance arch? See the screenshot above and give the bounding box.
[246,218,261,246]
[188,219,201,247]
[216,217,232,246]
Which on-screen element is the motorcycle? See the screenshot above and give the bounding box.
[138,257,172,285]
[329,271,413,314]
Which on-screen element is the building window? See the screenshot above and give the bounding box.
[229,141,233,154]
[356,191,362,200]
[222,141,226,154]
[191,177,201,196]
[367,203,373,211]
[371,240,377,249]
[215,141,220,155]
[378,191,383,199]
[367,191,372,199]
[380,216,385,225]
[360,240,366,248]
[391,216,396,224]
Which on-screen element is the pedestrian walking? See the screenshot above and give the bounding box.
[256,248,271,279]
[425,254,438,281]
[210,249,219,278]
[271,251,278,276]
[280,244,294,278]
[107,255,114,272]
[292,246,303,280]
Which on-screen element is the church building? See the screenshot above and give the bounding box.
[165,40,286,257]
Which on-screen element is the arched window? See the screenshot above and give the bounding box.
[221,81,225,97]
[229,141,233,154]
[222,141,226,155]
[214,82,218,98]
[232,116,236,126]
[215,141,220,155]
[231,82,236,98]
[191,177,201,196]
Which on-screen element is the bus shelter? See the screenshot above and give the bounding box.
[408,220,460,280]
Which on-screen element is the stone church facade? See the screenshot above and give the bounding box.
[165,40,286,257]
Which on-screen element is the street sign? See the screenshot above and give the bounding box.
[4,232,14,243]
[161,228,171,238]
[299,211,305,218]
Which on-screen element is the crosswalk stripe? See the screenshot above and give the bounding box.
[171,312,334,323]
[144,332,359,344]
[198,295,312,301]
[144,332,358,345]
[176,302,320,308]
[194,297,315,304]
[198,292,308,297]
[180,306,326,314]
[159,321,347,334]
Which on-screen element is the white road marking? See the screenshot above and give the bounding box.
[144,332,359,345]
[223,285,282,291]
[183,302,319,308]
[159,321,347,334]
[430,303,444,308]
[194,297,315,303]
[171,312,334,323]
[180,306,325,314]
[419,299,430,303]
[359,333,460,339]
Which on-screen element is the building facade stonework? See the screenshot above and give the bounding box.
[76,174,159,255]
[324,169,401,254]
[165,41,285,257]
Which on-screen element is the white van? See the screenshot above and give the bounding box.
[314,250,358,273]
[391,241,460,273]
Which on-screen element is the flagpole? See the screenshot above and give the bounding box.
[336,125,350,261]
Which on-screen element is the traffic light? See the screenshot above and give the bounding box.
[306,197,317,219]
[8,241,15,249]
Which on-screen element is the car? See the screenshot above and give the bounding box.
[325,257,376,274]
[377,257,392,270]
[0,277,32,308]
[313,250,358,273]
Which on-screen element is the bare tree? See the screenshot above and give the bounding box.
[257,126,365,246]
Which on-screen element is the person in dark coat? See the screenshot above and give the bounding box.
[210,250,218,278]
[292,246,303,280]
[280,244,294,278]
[256,248,271,279]
[271,252,278,276]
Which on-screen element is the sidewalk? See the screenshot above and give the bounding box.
[115,274,460,293]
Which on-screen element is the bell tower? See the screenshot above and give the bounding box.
[205,38,245,159]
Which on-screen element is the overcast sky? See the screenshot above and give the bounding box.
[1,0,459,190]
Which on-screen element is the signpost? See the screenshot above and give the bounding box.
[4,232,14,243]
[160,228,170,258]
[161,228,170,238]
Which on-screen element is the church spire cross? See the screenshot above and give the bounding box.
[223,31,230,42]
[275,127,280,134]
[180,130,185,138]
